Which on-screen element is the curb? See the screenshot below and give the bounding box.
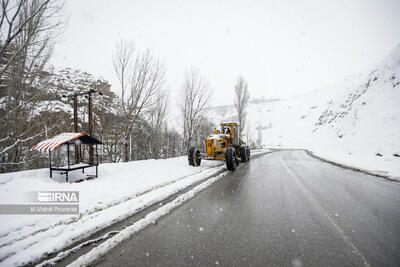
[304,150,400,183]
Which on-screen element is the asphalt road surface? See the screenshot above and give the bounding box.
[94,150,400,267]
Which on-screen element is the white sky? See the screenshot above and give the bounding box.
[52,0,400,107]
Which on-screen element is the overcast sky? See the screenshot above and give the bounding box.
[51,0,400,107]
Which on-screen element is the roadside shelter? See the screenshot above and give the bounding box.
[33,132,103,182]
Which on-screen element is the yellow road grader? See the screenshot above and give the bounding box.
[188,122,250,171]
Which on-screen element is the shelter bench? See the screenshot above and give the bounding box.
[50,163,99,182]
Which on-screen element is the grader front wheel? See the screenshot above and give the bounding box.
[225,147,238,171]
[188,146,201,166]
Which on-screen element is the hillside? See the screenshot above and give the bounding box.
[0,67,115,173]
[207,44,400,178]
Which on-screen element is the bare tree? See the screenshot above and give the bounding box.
[234,75,250,134]
[0,0,65,172]
[112,40,134,112]
[193,115,214,151]
[0,0,64,78]
[179,67,212,149]
[148,89,169,159]
[112,40,166,162]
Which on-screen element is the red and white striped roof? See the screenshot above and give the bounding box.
[33,132,86,151]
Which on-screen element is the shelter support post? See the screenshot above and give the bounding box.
[96,144,98,164]
[49,150,52,178]
[96,144,99,177]
[67,144,70,168]
[67,144,70,182]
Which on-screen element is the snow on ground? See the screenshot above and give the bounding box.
[0,156,223,266]
[2,43,399,267]
[67,172,229,267]
[0,150,269,266]
[208,44,400,179]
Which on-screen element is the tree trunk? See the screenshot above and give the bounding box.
[124,141,129,162]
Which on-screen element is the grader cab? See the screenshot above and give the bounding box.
[188,122,250,171]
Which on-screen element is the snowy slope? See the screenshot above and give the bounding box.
[208,44,400,178]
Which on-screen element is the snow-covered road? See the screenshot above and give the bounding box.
[0,150,269,266]
[86,150,400,267]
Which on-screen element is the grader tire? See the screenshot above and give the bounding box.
[225,147,238,171]
[246,146,250,161]
[239,146,247,162]
[188,146,201,166]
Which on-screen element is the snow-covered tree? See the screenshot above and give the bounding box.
[234,76,250,134]
[112,40,166,162]
[179,67,212,150]
[0,0,65,172]
[148,90,169,159]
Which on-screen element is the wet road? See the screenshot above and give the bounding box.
[94,150,400,266]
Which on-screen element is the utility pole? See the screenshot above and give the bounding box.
[88,90,94,164]
[255,124,268,148]
[256,126,262,147]
[62,85,103,165]
[73,94,79,164]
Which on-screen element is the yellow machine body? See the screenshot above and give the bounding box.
[204,122,243,161]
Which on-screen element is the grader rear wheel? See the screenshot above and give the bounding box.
[239,146,248,162]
